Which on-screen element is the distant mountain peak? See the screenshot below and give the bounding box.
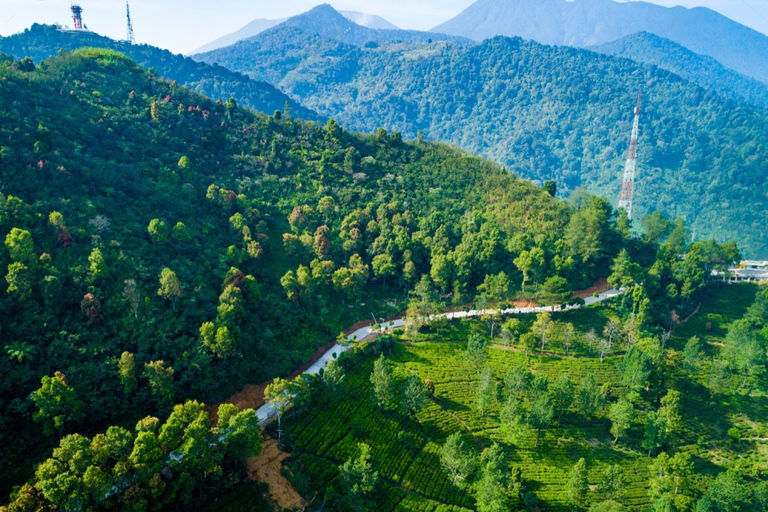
[432,0,768,84]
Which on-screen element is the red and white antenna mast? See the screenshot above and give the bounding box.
[618,93,642,220]
[71,4,84,30]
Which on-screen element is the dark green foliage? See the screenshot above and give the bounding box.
[199,28,768,256]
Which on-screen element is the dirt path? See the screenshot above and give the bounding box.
[246,437,306,510]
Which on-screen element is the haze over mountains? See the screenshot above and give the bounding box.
[433,0,768,85]
[192,9,399,54]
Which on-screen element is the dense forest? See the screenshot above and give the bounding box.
[198,23,768,257]
[0,24,321,121]
[591,32,768,109]
[0,47,710,509]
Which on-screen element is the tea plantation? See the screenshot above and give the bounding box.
[277,283,767,511]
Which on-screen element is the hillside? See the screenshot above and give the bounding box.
[590,32,768,109]
[195,4,469,56]
[0,23,321,120]
[0,48,644,503]
[196,28,768,257]
[191,10,399,55]
[432,0,768,85]
[277,282,768,511]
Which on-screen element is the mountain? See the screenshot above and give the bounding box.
[191,10,399,54]
[432,0,768,85]
[196,30,768,257]
[191,18,286,54]
[590,32,768,109]
[196,4,468,54]
[0,47,624,499]
[0,24,321,120]
[338,11,399,30]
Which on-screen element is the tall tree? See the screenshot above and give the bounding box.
[440,433,475,488]
[157,268,182,310]
[370,355,395,410]
[608,398,634,443]
[567,457,589,510]
[338,443,379,512]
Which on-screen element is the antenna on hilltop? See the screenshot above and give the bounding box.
[71,4,84,30]
[125,1,136,44]
[617,93,642,220]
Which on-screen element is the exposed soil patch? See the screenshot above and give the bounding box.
[572,277,611,299]
[512,299,539,308]
[246,437,306,510]
[205,340,336,423]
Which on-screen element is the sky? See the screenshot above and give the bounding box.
[2,0,768,54]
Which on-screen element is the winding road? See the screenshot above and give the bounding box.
[255,287,623,424]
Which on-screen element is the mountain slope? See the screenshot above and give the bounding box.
[191,18,286,54]
[191,10,399,55]
[590,32,768,109]
[0,48,625,497]
[198,29,768,256]
[0,24,321,120]
[432,0,768,85]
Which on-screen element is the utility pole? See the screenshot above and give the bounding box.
[618,94,642,220]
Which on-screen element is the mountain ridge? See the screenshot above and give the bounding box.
[590,31,768,109]
[191,9,399,55]
[432,0,768,84]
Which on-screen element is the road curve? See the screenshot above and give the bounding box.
[256,287,623,424]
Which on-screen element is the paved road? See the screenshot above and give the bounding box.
[255,287,622,424]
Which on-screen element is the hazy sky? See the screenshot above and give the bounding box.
[2,0,767,54]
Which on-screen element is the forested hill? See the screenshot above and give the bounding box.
[591,32,768,109]
[0,49,642,500]
[0,24,321,120]
[197,29,768,257]
[431,0,768,85]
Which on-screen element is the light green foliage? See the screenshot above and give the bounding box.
[323,358,345,395]
[578,373,606,420]
[147,218,168,243]
[216,403,263,458]
[567,457,589,509]
[5,227,34,263]
[440,433,475,488]
[144,360,174,408]
[87,247,107,281]
[590,501,627,512]
[5,261,32,299]
[118,351,137,394]
[370,355,395,409]
[475,443,509,512]
[465,334,488,372]
[32,371,84,437]
[600,464,625,500]
[157,267,182,309]
[339,443,379,512]
[476,367,496,417]
[402,374,429,415]
[608,398,634,442]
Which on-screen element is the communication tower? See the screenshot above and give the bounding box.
[617,94,642,220]
[125,1,136,44]
[71,4,84,30]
